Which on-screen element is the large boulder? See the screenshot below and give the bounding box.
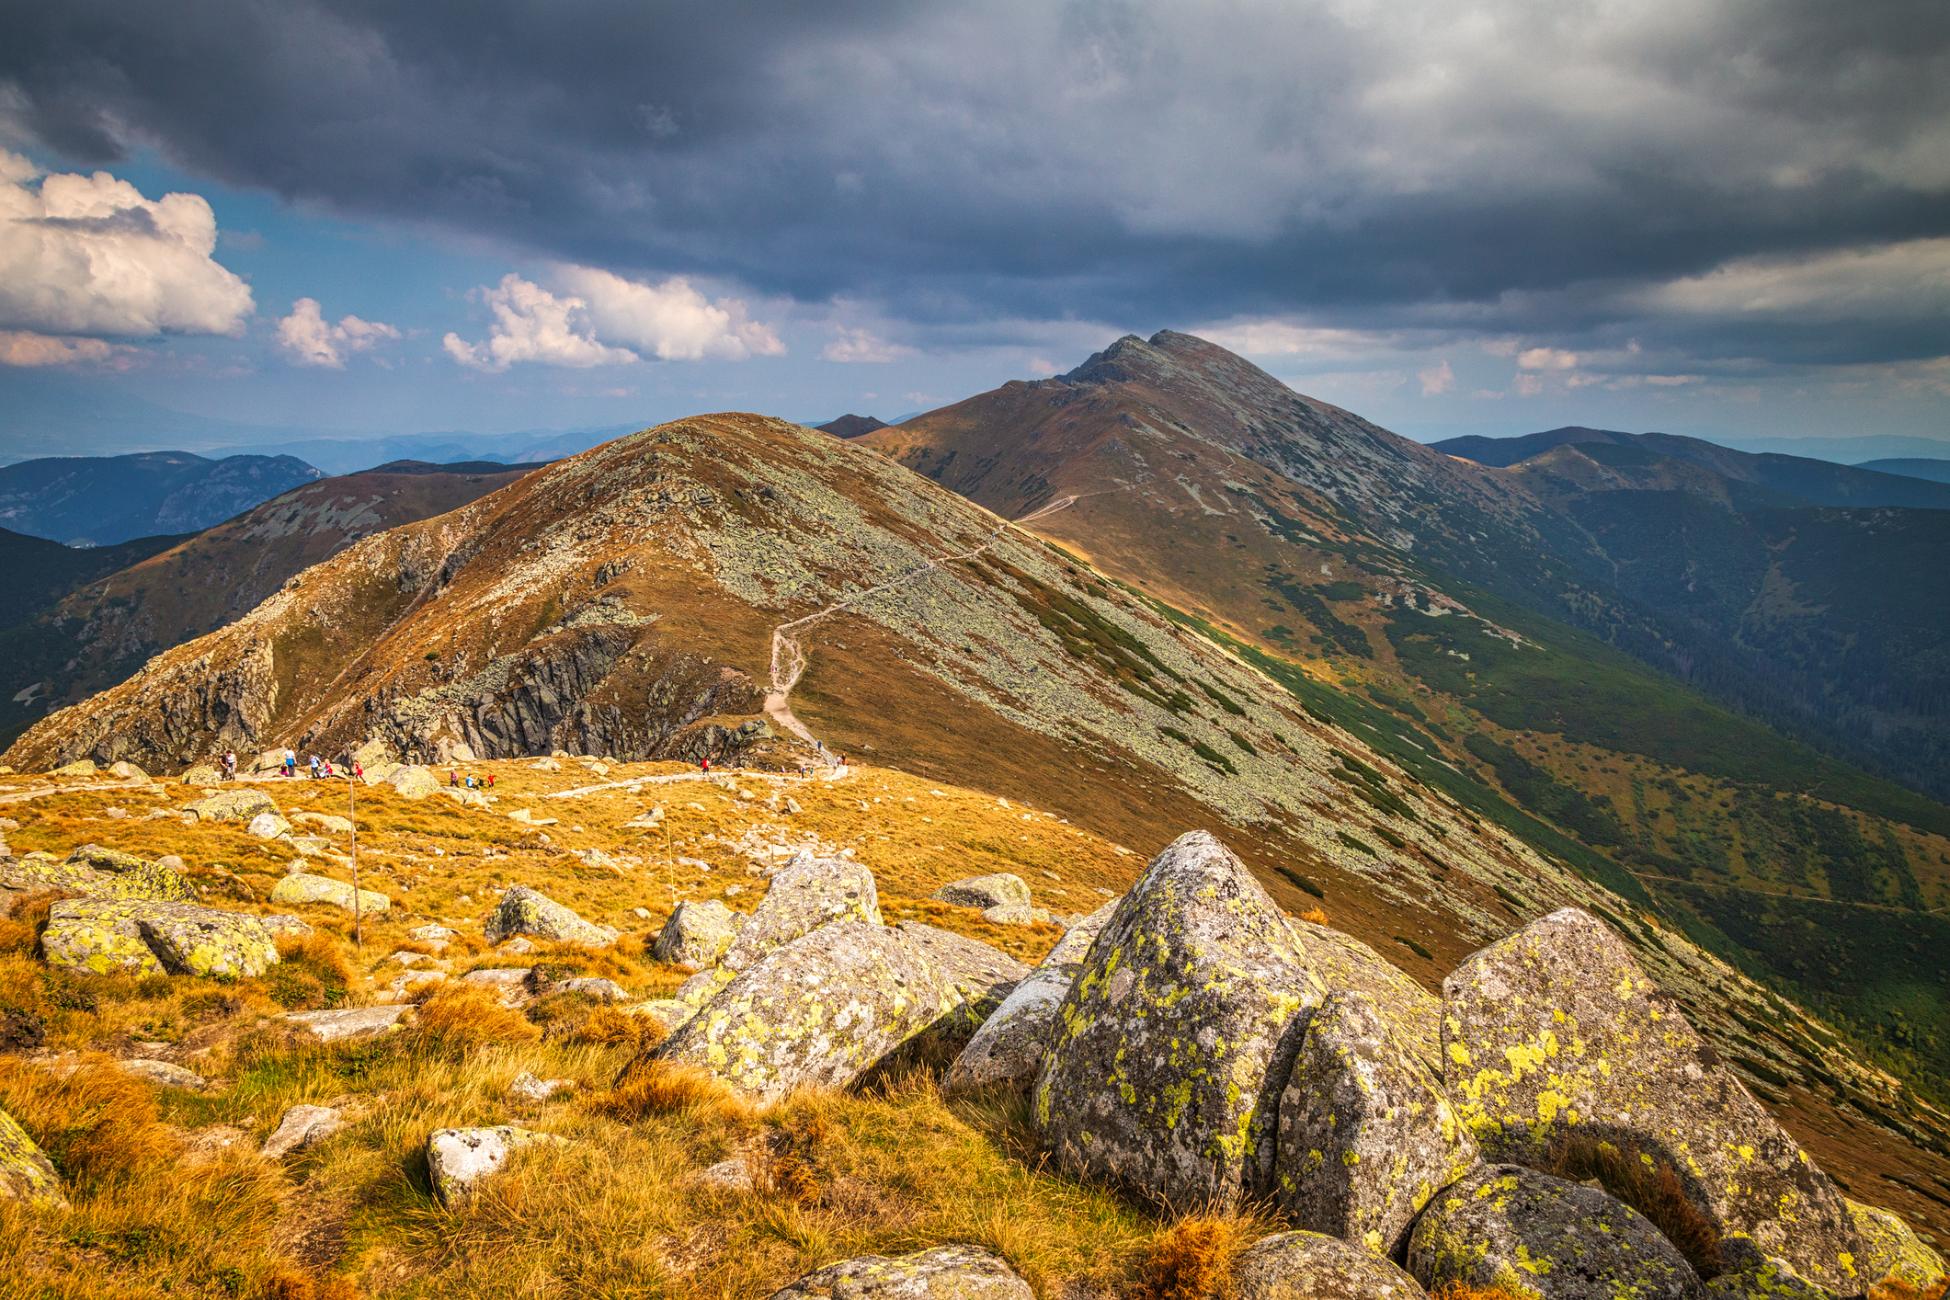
[1406,1164,1705,1300]
[105,760,148,781]
[650,898,741,970]
[50,759,98,778]
[180,764,223,787]
[932,873,1032,912]
[1275,989,1476,1255]
[765,1246,1032,1300]
[246,812,292,840]
[0,1106,66,1209]
[1851,1200,1947,1292]
[41,898,278,978]
[1443,908,1863,1288]
[720,854,881,972]
[484,885,617,947]
[638,920,956,1102]
[2,846,192,905]
[183,788,277,822]
[1031,830,1328,1208]
[426,1126,562,1205]
[944,901,1115,1094]
[1292,916,1441,1071]
[285,1005,409,1042]
[385,766,441,801]
[270,872,391,915]
[1230,1231,1427,1299]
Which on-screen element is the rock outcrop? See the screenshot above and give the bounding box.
[1275,989,1476,1255]
[2,846,192,906]
[484,885,617,948]
[1407,1164,1706,1299]
[1230,1230,1428,1299]
[765,1246,1033,1300]
[270,872,390,915]
[1032,830,1327,1208]
[639,919,955,1102]
[1443,908,1863,1288]
[650,898,740,970]
[944,901,1114,1094]
[892,921,1027,1039]
[41,898,278,978]
[932,873,1031,912]
[1851,1199,1948,1292]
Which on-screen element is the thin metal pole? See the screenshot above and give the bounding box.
[347,772,363,950]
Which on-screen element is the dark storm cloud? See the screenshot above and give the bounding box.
[4,0,1948,362]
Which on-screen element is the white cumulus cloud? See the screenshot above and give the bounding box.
[822,325,912,364]
[0,329,124,368]
[1517,346,1580,371]
[1417,358,1455,395]
[0,149,252,339]
[276,297,400,368]
[444,267,782,371]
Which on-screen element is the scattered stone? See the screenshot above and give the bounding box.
[262,1104,345,1158]
[945,901,1115,1095]
[765,1246,1032,1300]
[117,1058,207,1090]
[384,766,441,801]
[427,1126,563,1205]
[103,807,128,819]
[42,898,278,978]
[1443,907,1863,1287]
[1275,989,1476,1255]
[183,1124,251,1161]
[460,968,534,1003]
[183,788,277,822]
[106,760,148,780]
[50,759,99,778]
[485,886,618,947]
[246,811,292,839]
[258,913,314,938]
[932,872,1031,912]
[285,1004,409,1042]
[693,1155,754,1192]
[1852,1199,1948,1292]
[641,920,955,1102]
[508,1073,574,1103]
[1406,1164,1705,1299]
[0,1105,67,1209]
[270,872,391,915]
[291,812,355,835]
[496,936,537,956]
[180,765,223,787]
[532,757,562,773]
[408,924,456,952]
[546,976,629,1003]
[1033,830,1330,1208]
[1230,1230,1428,1299]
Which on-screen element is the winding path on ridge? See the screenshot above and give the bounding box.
[761,493,1083,758]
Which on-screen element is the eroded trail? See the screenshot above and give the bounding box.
[761,494,1080,756]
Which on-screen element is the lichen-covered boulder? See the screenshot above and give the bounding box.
[270,872,390,915]
[765,1245,1032,1300]
[485,885,617,947]
[1231,1231,1427,1299]
[106,760,148,780]
[3,846,192,904]
[894,921,1027,1036]
[385,765,440,800]
[720,854,881,972]
[1443,908,1862,1289]
[1292,916,1442,1071]
[945,901,1115,1095]
[180,764,222,787]
[183,788,277,822]
[637,920,955,1102]
[128,902,279,978]
[426,1126,562,1205]
[1703,1258,1837,1299]
[1032,830,1327,1208]
[631,998,696,1035]
[1275,989,1477,1255]
[0,1106,66,1209]
[50,759,98,778]
[41,898,166,975]
[650,898,741,970]
[1851,1200,1947,1292]
[1407,1164,1706,1299]
[41,898,277,979]
[246,811,292,839]
[932,873,1032,912]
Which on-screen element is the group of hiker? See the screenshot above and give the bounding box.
[449,769,496,789]
[211,747,365,780]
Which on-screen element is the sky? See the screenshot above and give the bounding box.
[1,0,1947,460]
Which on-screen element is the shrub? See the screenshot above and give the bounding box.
[411,982,539,1051]
[260,932,354,1011]
[0,1053,175,1187]
[601,1059,752,1125]
[1129,1212,1261,1300]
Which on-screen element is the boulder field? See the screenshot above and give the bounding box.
[651,830,1936,1300]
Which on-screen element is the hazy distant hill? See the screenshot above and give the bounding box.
[0,451,322,546]
[816,414,889,439]
[1861,456,1950,485]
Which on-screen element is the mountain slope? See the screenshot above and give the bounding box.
[0,460,544,745]
[869,332,1950,1097]
[1862,456,1950,485]
[0,451,324,545]
[816,414,888,439]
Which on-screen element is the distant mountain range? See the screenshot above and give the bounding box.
[1862,456,1950,485]
[0,451,323,546]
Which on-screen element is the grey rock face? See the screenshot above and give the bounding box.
[765,1245,1033,1300]
[1443,908,1863,1289]
[650,898,741,971]
[1406,1164,1705,1300]
[944,901,1115,1095]
[932,873,1031,912]
[719,854,881,974]
[484,885,617,947]
[262,1104,345,1158]
[1032,830,1328,1208]
[285,1004,409,1042]
[641,919,955,1102]
[1231,1231,1428,1299]
[893,921,1028,1039]
[1275,989,1476,1255]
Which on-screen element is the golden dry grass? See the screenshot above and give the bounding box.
[1127,1209,1269,1300]
[1429,1285,1537,1300]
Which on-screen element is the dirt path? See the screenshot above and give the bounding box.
[0,777,155,806]
[761,494,1081,756]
